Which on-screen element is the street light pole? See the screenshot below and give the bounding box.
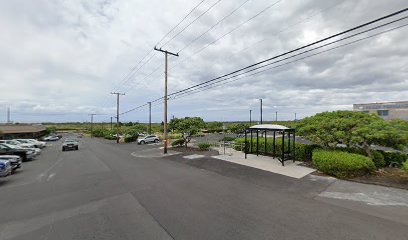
[249,109,252,126]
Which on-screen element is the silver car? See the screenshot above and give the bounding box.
[137,135,160,144]
[62,139,79,151]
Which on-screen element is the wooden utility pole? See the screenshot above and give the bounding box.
[154,46,179,154]
[111,92,125,143]
[88,114,97,137]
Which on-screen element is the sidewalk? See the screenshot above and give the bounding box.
[211,148,315,179]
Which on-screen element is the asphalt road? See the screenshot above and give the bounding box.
[0,136,407,240]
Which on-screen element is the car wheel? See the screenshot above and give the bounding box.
[154,139,159,143]
[75,146,78,150]
[140,141,145,145]
[62,147,65,151]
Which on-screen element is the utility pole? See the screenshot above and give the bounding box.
[148,102,152,134]
[259,99,263,124]
[294,113,297,122]
[275,111,278,122]
[88,114,97,137]
[7,107,10,123]
[249,109,252,126]
[154,46,179,154]
[111,92,125,143]
[110,116,113,130]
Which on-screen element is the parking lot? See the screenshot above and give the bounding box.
[0,136,407,240]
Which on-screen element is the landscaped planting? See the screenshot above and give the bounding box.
[312,149,376,178]
[402,160,408,174]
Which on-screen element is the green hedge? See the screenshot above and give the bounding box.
[312,149,375,178]
[402,160,408,174]
[233,138,317,161]
[171,139,185,147]
[197,143,211,150]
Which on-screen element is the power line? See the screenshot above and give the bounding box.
[177,0,251,53]
[159,0,223,48]
[167,8,408,98]
[112,0,207,92]
[122,0,283,93]
[119,7,408,115]
[169,21,408,100]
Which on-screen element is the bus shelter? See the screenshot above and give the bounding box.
[244,124,296,166]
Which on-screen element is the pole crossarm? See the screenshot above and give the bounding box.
[154,46,179,56]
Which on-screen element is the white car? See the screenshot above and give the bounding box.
[137,135,160,144]
[43,136,59,141]
[0,140,36,149]
[15,139,46,148]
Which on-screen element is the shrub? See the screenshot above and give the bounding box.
[379,151,408,166]
[222,136,236,142]
[171,139,185,147]
[402,160,408,174]
[198,143,211,150]
[312,149,375,178]
[371,150,385,168]
[124,135,138,143]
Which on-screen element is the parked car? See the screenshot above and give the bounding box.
[0,155,22,171]
[62,139,79,151]
[0,159,12,177]
[137,135,160,144]
[0,143,35,161]
[43,135,60,141]
[1,143,41,156]
[15,139,46,148]
[0,139,36,148]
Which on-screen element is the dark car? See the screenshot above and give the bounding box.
[0,144,29,161]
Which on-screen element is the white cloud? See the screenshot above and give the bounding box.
[0,0,407,123]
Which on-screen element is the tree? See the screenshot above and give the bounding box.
[228,123,250,134]
[297,111,408,158]
[206,122,223,132]
[169,117,205,147]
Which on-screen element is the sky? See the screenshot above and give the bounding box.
[0,0,407,123]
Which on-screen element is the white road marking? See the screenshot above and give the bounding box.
[183,154,205,159]
[46,173,56,181]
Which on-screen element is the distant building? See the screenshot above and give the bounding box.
[353,101,408,120]
[0,124,47,140]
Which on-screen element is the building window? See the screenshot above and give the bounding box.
[377,110,389,116]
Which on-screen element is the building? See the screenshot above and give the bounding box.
[0,124,47,140]
[353,101,408,120]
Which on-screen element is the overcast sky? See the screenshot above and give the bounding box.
[0,0,407,123]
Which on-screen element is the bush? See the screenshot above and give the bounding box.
[402,160,408,174]
[371,151,385,168]
[312,149,375,178]
[379,151,408,166]
[222,136,236,142]
[198,143,211,150]
[171,139,185,147]
[124,135,138,143]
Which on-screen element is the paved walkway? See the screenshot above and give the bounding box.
[211,148,315,179]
